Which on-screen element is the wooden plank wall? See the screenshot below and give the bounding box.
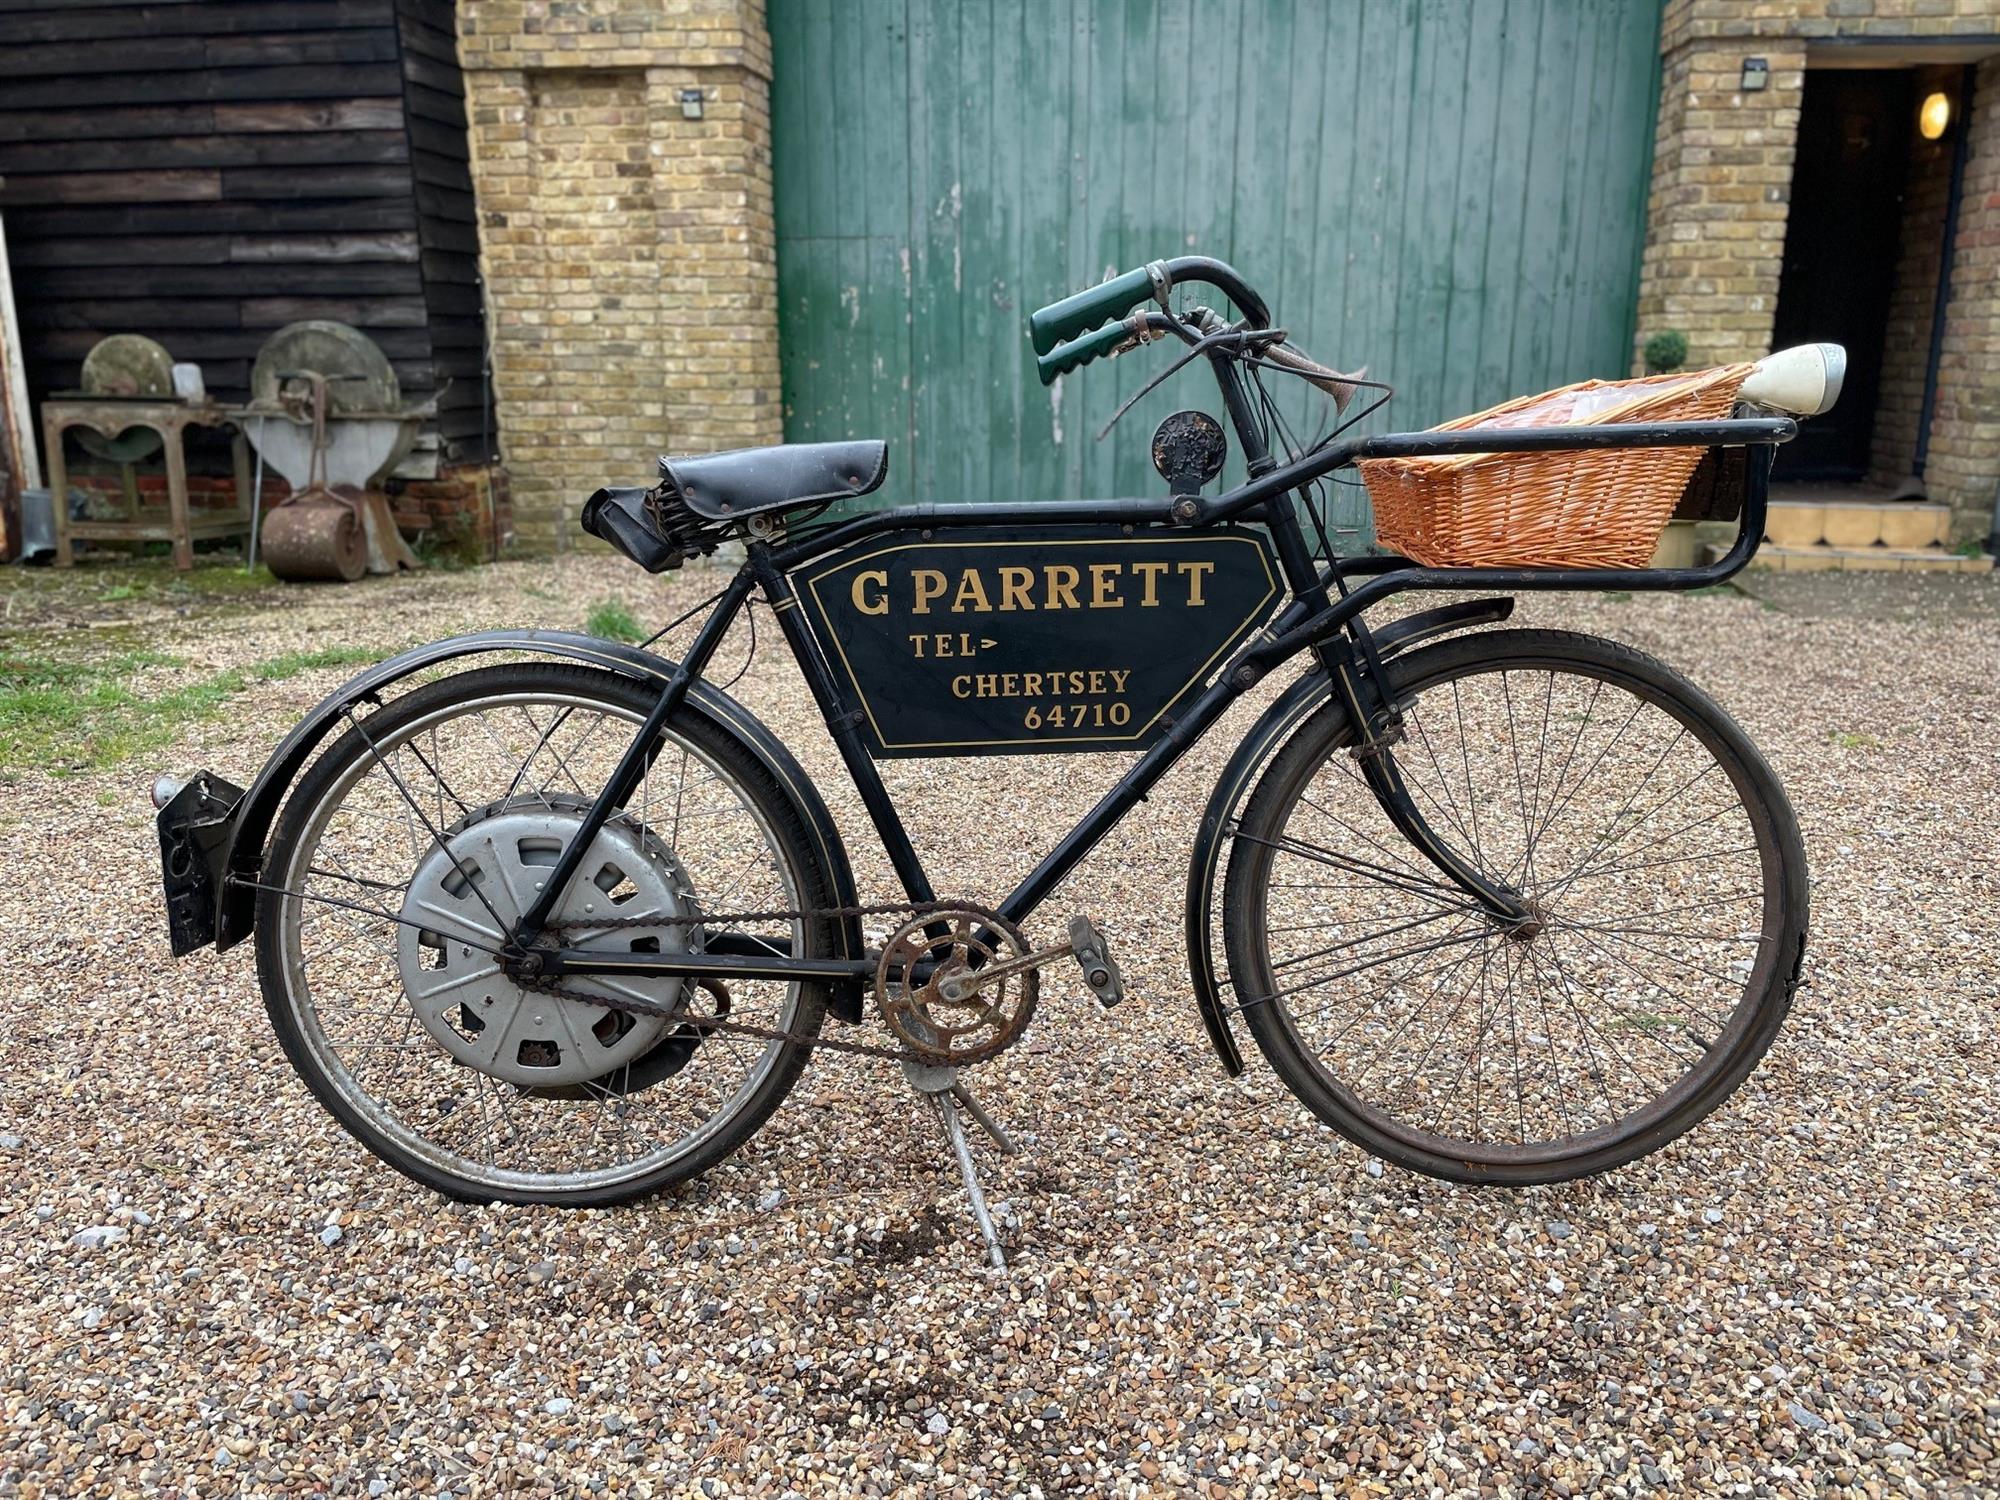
[0,0,492,467]
[772,0,1663,524]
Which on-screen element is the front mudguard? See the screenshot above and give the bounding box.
[1181,598,1514,1074]
[1182,669,1341,1076]
[202,630,868,1021]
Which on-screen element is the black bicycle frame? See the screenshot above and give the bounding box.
[517,385,1792,991]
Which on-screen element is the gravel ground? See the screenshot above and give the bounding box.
[1,555,1996,1497]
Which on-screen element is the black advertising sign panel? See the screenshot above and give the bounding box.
[799,525,1281,757]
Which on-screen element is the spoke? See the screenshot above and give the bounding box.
[1522,940,1577,1137]
[1452,679,1484,863]
[1548,914,1762,995]
[537,710,614,800]
[308,863,408,896]
[1539,925,1711,1063]
[1297,787,1451,889]
[1522,940,1644,1100]
[239,876,504,954]
[344,708,513,939]
[1404,708,1481,854]
[1261,927,1493,1007]
[1269,905,1471,973]
[1541,794,1743,909]
[1338,937,1493,1090]
[1536,723,1693,901]
[1297,937,1491,1085]
[1378,939,1495,1110]
[1542,842,1761,892]
[1525,677,1604,858]
[1233,828,1478,912]
[501,703,579,804]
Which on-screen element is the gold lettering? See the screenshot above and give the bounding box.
[1001,673,1021,697]
[1088,563,1122,608]
[997,567,1035,611]
[908,634,929,657]
[950,570,992,614]
[1022,673,1043,696]
[912,568,947,614]
[1109,669,1131,693]
[853,569,890,615]
[1132,561,1170,607]
[1087,670,1107,695]
[975,673,998,696]
[1043,565,1082,610]
[1177,560,1215,607]
[951,675,971,698]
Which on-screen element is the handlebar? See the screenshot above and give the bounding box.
[1028,256,1272,383]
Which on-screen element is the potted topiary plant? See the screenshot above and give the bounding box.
[1643,329,1689,376]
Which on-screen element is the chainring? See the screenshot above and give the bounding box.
[874,903,1038,1066]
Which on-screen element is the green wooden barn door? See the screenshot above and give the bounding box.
[773,0,1662,533]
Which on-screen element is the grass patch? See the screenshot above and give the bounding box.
[0,643,385,778]
[585,598,646,644]
[1829,730,1881,751]
[1599,590,1633,604]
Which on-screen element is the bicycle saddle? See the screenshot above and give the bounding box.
[662,440,887,521]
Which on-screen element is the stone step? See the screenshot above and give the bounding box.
[1764,499,1951,550]
[1710,542,1990,574]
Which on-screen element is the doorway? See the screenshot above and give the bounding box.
[1770,69,1913,481]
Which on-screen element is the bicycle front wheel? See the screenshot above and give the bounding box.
[1223,628,1808,1184]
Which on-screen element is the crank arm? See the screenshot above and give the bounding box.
[934,939,1073,1003]
[933,916,1123,1007]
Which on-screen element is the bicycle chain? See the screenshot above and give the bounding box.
[516,900,979,1066]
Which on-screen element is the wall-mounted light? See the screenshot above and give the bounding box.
[679,88,705,120]
[1919,91,1952,141]
[1740,57,1769,92]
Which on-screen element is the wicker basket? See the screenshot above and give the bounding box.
[1358,363,1756,569]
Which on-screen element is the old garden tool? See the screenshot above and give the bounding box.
[257,373,368,581]
[74,334,174,510]
[238,321,430,580]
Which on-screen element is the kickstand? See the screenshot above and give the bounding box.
[902,1060,1016,1271]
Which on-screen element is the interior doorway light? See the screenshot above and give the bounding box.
[1919,91,1952,141]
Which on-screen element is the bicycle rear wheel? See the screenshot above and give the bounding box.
[1223,628,1807,1184]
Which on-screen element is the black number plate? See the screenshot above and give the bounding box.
[798,525,1281,757]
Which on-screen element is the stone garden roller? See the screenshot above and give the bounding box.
[239,321,432,581]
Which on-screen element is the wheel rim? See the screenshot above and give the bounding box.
[272,686,810,1196]
[1241,652,1788,1169]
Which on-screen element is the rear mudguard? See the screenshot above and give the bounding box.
[209,630,868,1021]
[1182,598,1514,1073]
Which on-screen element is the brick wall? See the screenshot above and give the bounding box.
[1869,63,1961,484]
[1637,1,2000,543]
[1924,55,2000,541]
[458,0,781,552]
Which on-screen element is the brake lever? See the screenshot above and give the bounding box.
[1092,311,1244,442]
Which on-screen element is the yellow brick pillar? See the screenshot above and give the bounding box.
[1633,11,1806,372]
[458,2,781,552]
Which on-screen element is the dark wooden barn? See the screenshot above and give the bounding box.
[0,0,491,480]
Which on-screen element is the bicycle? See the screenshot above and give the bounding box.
[155,256,1825,1258]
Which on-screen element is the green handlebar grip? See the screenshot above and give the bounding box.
[1035,320,1135,386]
[1028,266,1154,355]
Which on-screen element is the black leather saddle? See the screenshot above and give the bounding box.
[662,440,887,521]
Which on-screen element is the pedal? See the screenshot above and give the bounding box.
[1066,916,1124,1008]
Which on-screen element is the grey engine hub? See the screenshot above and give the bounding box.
[396,798,699,1088]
